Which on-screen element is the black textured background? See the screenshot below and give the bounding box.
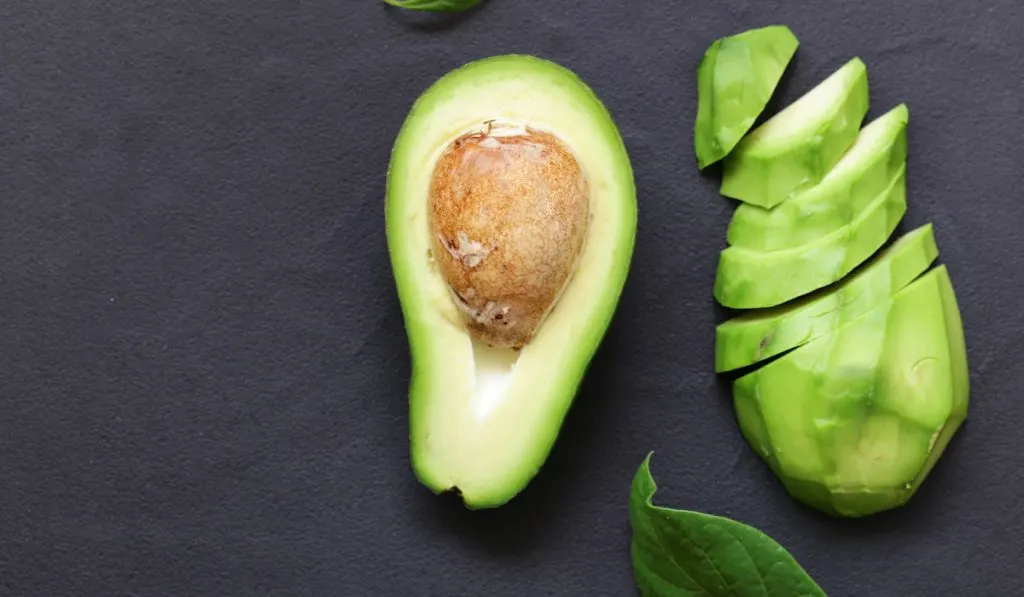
[2,1,1022,595]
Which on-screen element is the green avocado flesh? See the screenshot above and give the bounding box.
[720,57,870,209]
[732,265,969,517]
[715,224,938,373]
[714,164,907,309]
[727,103,909,251]
[385,55,636,508]
[693,25,799,170]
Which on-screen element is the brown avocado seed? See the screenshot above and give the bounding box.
[427,121,591,349]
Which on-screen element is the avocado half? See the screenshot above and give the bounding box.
[732,265,969,517]
[385,55,637,508]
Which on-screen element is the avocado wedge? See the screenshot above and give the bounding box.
[732,264,969,517]
[694,25,800,169]
[385,55,636,508]
[720,57,870,209]
[714,164,907,309]
[728,104,909,251]
[715,224,938,373]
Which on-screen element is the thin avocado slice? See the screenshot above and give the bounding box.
[715,223,938,372]
[713,164,907,309]
[733,265,969,517]
[385,55,637,508]
[694,25,799,169]
[728,104,910,251]
[720,57,870,209]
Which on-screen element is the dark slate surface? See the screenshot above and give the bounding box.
[1,1,1022,595]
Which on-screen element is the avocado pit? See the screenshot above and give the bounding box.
[427,121,591,348]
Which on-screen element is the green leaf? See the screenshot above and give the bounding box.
[382,0,483,12]
[629,452,828,597]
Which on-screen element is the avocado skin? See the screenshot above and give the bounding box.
[693,25,799,170]
[732,265,969,518]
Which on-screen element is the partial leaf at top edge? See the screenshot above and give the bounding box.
[383,0,484,12]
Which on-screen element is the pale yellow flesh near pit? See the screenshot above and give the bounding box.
[386,55,636,507]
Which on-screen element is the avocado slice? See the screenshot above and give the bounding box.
[693,25,800,169]
[715,223,938,372]
[733,264,969,517]
[385,55,637,508]
[727,104,909,251]
[713,164,906,309]
[720,57,870,209]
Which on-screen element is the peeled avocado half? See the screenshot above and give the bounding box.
[700,29,971,518]
[693,25,799,169]
[732,265,969,517]
[385,55,636,508]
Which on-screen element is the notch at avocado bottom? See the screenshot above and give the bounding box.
[385,55,637,508]
[720,57,870,209]
[733,264,969,518]
[694,25,799,170]
[714,164,907,310]
[715,223,938,373]
[727,103,909,251]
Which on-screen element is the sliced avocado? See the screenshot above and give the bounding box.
[727,104,909,251]
[715,224,938,372]
[694,25,800,169]
[713,164,907,309]
[720,57,870,209]
[732,265,970,517]
[385,55,637,508]
[908,264,970,487]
